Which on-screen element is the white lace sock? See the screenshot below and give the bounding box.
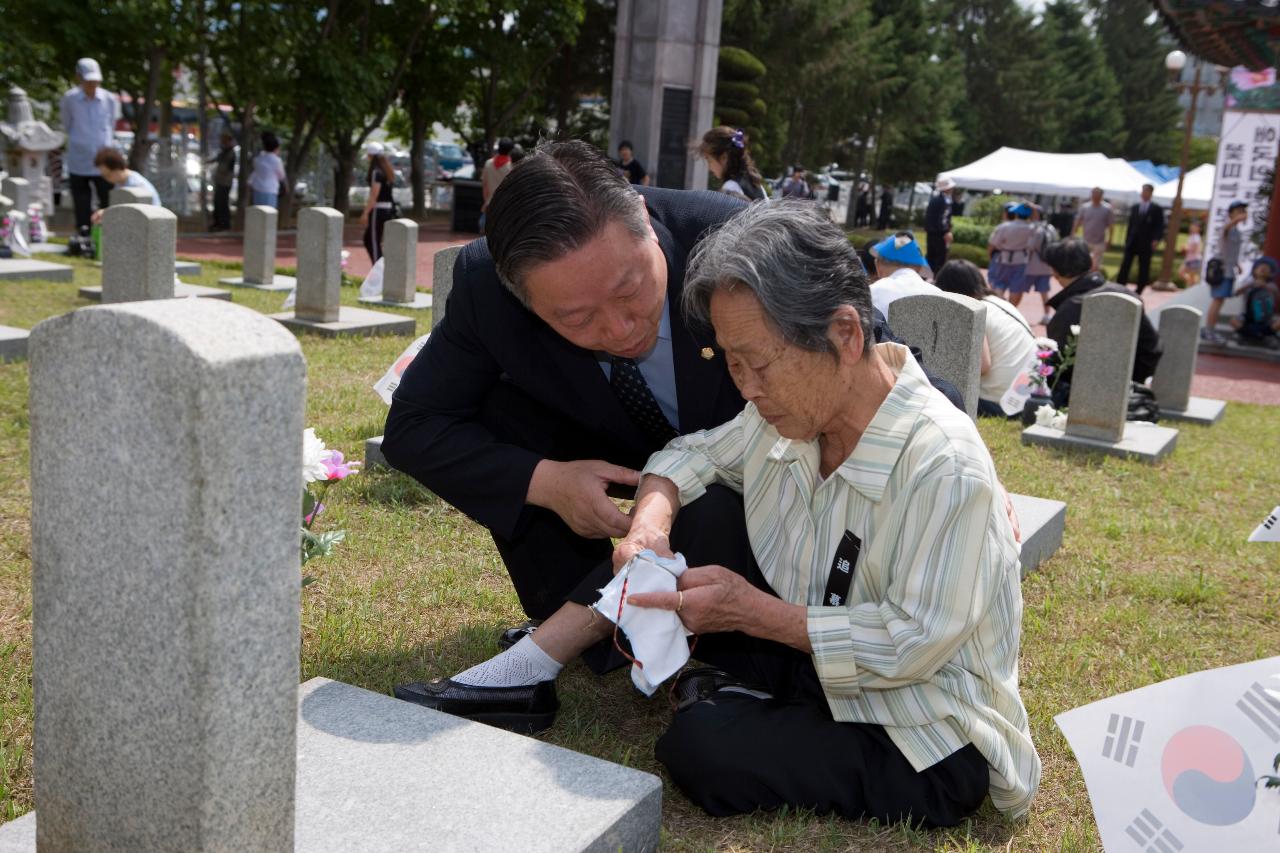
[451,635,564,687]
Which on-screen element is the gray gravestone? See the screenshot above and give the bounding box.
[218,206,295,291]
[101,204,176,303]
[273,207,414,337]
[245,205,278,284]
[296,206,343,323]
[0,326,29,362]
[433,244,462,330]
[28,299,304,851]
[109,185,154,206]
[382,219,417,303]
[1151,305,1226,425]
[888,292,986,420]
[2,176,30,213]
[1065,291,1140,443]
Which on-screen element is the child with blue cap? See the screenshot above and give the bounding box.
[1230,255,1280,347]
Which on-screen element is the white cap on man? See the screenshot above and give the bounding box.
[76,58,103,82]
[366,141,384,157]
[936,177,956,192]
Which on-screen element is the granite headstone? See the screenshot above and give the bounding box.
[1150,304,1227,424]
[101,203,176,303]
[28,299,304,851]
[296,206,343,323]
[109,184,154,206]
[433,244,462,330]
[382,219,417,304]
[245,205,279,284]
[1065,291,1140,443]
[887,291,986,420]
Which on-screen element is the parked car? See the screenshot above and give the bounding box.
[428,141,473,181]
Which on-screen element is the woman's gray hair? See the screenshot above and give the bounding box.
[683,200,874,355]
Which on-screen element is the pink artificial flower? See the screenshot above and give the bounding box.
[305,502,325,525]
[1036,349,1054,361]
[321,449,361,481]
[1038,364,1055,377]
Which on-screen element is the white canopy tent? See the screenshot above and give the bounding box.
[1152,163,1215,211]
[936,147,1154,204]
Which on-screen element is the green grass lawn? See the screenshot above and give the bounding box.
[2,254,1279,850]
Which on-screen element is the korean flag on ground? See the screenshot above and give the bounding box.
[1056,657,1280,851]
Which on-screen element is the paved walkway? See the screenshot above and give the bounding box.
[174,226,1280,407]
[176,221,474,286]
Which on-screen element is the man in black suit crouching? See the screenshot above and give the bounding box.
[1116,183,1166,294]
[382,140,969,732]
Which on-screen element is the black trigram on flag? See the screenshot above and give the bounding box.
[1125,809,1184,852]
[1102,713,1144,767]
[1236,681,1280,741]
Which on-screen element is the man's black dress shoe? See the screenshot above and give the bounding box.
[393,678,558,734]
[496,619,542,650]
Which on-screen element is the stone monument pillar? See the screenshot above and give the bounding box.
[609,0,722,191]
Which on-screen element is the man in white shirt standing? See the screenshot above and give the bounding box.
[59,58,120,234]
[867,231,937,318]
[1072,187,1115,272]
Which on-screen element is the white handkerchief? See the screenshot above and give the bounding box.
[595,550,692,696]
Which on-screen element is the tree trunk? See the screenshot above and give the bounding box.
[129,47,167,172]
[234,104,255,231]
[410,100,427,217]
[331,135,356,215]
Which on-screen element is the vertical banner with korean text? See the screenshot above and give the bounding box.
[1206,110,1280,268]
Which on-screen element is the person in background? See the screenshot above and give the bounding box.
[868,231,937,318]
[1117,183,1165,294]
[1024,206,1058,320]
[209,130,236,231]
[248,131,286,209]
[60,58,120,234]
[509,143,526,165]
[924,177,956,273]
[987,204,1014,299]
[360,141,396,263]
[1042,238,1163,386]
[700,127,765,202]
[935,259,1037,418]
[988,203,1036,306]
[482,137,516,213]
[1180,220,1203,287]
[89,146,160,222]
[855,183,871,226]
[779,165,810,199]
[1230,256,1280,348]
[1072,187,1115,272]
[616,140,649,186]
[877,183,894,230]
[1204,200,1248,344]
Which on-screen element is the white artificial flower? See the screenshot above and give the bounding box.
[1034,336,1059,353]
[1051,411,1069,431]
[1069,324,1081,338]
[1034,404,1058,428]
[302,428,329,484]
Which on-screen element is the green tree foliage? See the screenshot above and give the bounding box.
[714,47,767,145]
[1091,0,1182,161]
[1039,0,1124,153]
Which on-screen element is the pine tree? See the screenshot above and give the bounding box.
[1092,0,1182,161]
[1040,0,1125,154]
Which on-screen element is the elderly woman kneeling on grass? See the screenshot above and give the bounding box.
[618,201,1041,826]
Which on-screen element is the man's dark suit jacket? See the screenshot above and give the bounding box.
[1125,201,1165,247]
[383,186,961,543]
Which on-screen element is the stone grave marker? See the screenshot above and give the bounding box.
[102,185,201,275]
[26,299,305,850]
[109,184,154,206]
[364,242,466,470]
[358,218,431,310]
[0,298,662,853]
[0,177,74,281]
[885,291,1065,574]
[0,326,28,362]
[888,292,985,420]
[219,205,296,291]
[272,207,414,338]
[1023,291,1178,462]
[78,204,228,302]
[1150,305,1226,425]
[2,177,30,233]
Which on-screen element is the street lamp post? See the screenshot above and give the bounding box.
[1158,50,1216,289]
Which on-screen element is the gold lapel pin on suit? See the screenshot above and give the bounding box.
[701,347,714,360]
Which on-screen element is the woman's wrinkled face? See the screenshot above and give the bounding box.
[709,286,842,441]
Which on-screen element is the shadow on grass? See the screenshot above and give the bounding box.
[347,468,438,508]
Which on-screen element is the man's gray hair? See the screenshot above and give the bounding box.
[683,200,875,355]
